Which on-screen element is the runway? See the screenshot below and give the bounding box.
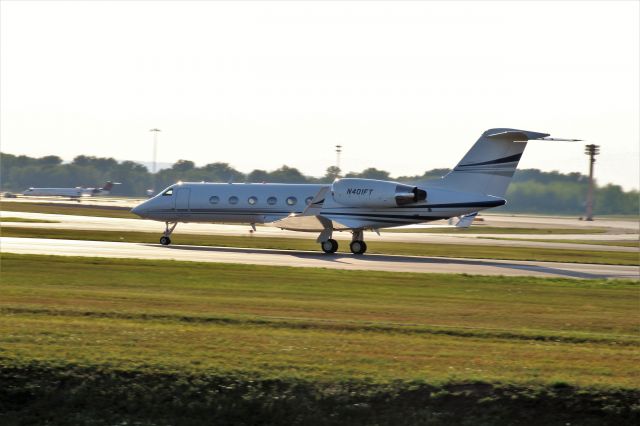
[2,211,638,252]
[2,237,638,279]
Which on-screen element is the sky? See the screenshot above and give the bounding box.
[1,1,639,190]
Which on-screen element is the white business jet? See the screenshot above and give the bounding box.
[22,181,118,198]
[131,128,578,254]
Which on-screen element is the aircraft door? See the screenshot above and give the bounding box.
[174,188,191,211]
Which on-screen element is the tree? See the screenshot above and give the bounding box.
[267,166,308,183]
[346,168,390,180]
[72,155,91,167]
[171,160,195,172]
[37,155,63,167]
[201,162,245,182]
[396,168,450,183]
[247,169,269,183]
[1,151,637,214]
[89,157,118,172]
[324,166,341,182]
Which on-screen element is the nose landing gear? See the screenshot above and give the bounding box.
[160,222,177,245]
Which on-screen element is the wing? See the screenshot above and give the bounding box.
[262,214,290,224]
[268,213,374,232]
[267,214,329,232]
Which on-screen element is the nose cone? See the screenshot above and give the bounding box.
[131,202,147,217]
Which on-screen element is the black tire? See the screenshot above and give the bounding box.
[350,240,367,255]
[360,241,367,254]
[160,236,171,246]
[321,238,338,254]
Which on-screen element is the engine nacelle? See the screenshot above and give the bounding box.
[331,178,427,208]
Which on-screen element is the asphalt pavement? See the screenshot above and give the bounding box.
[2,237,638,279]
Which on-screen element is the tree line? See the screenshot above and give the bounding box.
[1,152,637,215]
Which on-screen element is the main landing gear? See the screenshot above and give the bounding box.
[318,229,367,255]
[349,240,367,255]
[321,239,339,254]
[160,222,177,245]
[350,229,367,255]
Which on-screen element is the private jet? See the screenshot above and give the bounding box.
[131,128,578,254]
[22,181,118,198]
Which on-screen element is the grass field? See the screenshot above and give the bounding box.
[383,226,609,234]
[3,253,638,385]
[0,216,59,223]
[0,201,137,218]
[1,253,638,424]
[3,225,638,266]
[486,237,639,248]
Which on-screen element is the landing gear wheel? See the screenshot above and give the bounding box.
[350,240,367,255]
[321,239,338,254]
[160,222,177,246]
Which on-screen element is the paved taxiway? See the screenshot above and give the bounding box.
[2,211,638,253]
[3,196,638,231]
[2,237,638,279]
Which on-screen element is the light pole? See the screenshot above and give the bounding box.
[335,145,342,177]
[149,128,161,193]
[584,144,600,221]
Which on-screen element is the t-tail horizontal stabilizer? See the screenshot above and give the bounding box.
[486,130,582,142]
[537,137,583,142]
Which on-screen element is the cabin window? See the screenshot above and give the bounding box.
[267,196,277,205]
[209,196,219,204]
[229,196,239,205]
[305,196,313,205]
[286,196,297,206]
[163,188,174,196]
[248,196,258,205]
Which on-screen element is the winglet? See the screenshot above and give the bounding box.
[301,186,330,216]
[455,212,478,228]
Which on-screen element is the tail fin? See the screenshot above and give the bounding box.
[426,128,579,197]
[101,181,114,192]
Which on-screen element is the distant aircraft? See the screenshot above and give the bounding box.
[22,181,118,198]
[132,128,579,254]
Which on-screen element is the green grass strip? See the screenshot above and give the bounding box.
[485,237,639,248]
[1,253,639,389]
[2,226,638,265]
[0,216,60,223]
[0,201,137,218]
[383,226,609,234]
